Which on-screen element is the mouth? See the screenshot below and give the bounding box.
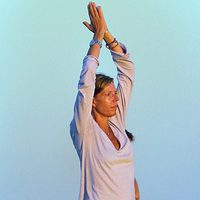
[111,105,118,110]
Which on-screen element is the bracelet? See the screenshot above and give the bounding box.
[109,40,119,49]
[89,38,102,48]
[106,38,119,49]
[106,38,116,47]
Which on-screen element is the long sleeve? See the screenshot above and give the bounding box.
[110,43,135,127]
[70,55,99,150]
[70,44,135,200]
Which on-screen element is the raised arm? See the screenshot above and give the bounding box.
[70,2,133,149]
[109,45,135,127]
[83,2,123,55]
[71,2,120,145]
[83,3,134,126]
[83,2,106,58]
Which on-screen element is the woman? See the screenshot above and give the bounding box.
[70,2,135,199]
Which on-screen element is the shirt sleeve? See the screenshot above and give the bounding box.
[110,43,135,127]
[70,55,99,146]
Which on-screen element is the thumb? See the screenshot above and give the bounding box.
[82,21,95,33]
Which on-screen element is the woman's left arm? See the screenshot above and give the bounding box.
[111,45,135,126]
[134,178,140,200]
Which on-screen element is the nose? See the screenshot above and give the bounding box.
[115,93,119,101]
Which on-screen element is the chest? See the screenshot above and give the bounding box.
[107,128,120,150]
[84,121,133,166]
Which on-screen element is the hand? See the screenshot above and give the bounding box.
[83,2,108,40]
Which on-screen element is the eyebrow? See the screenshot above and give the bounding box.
[103,90,117,94]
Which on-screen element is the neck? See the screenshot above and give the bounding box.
[92,110,109,133]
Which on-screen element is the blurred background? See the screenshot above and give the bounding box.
[1,0,200,199]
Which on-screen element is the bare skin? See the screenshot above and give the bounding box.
[134,178,140,200]
[92,82,120,150]
[83,2,123,58]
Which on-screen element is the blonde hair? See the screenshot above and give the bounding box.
[94,73,113,97]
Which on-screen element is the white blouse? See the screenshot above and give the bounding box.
[70,44,135,200]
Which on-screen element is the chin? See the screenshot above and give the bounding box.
[108,111,117,117]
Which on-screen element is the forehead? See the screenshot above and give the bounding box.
[102,82,116,93]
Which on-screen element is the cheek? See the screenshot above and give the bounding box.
[99,99,108,108]
[102,97,112,105]
[96,98,110,109]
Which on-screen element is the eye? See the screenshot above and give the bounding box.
[107,92,111,96]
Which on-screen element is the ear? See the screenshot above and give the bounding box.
[92,97,96,108]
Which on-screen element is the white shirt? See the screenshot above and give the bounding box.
[70,45,135,200]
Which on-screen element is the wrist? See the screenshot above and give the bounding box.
[94,28,109,40]
[103,31,114,44]
[94,32,104,41]
[89,38,102,48]
[105,38,119,49]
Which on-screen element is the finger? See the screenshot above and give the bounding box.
[87,3,94,25]
[82,21,95,32]
[82,21,89,28]
[90,2,99,18]
[88,2,94,17]
[96,6,104,18]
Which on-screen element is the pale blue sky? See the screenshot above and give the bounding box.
[1,1,200,199]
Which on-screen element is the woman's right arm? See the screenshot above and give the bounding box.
[70,55,98,141]
[70,2,107,143]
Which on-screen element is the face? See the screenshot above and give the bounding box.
[92,82,119,118]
